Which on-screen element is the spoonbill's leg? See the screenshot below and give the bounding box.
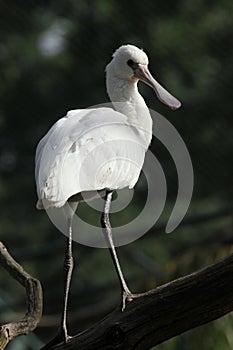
[41,203,77,349]
[59,202,78,342]
[101,190,134,311]
[59,215,74,342]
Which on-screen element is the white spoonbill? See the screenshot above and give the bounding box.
[35,44,181,345]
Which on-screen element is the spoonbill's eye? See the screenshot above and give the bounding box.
[127,59,137,69]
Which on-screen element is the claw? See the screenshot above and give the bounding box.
[121,291,144,311]
[41,328,72,350]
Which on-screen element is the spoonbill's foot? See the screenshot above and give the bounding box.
[122,291,145,311]
[41,327,72,350]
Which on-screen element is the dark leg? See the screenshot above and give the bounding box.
[41,206,76,350]
[60,216,73,342]
[101,190,135,311]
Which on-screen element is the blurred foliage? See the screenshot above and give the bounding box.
[0,0,233,349]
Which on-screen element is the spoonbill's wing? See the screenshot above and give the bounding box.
[35,108,146,209]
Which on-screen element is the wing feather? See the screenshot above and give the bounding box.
[35,108,146,208]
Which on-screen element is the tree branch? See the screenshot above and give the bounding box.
[44,253,233,350]
[0,241,43,349]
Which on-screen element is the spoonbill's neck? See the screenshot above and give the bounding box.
[106,74,152,148]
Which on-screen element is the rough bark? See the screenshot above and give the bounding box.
[0,241,43,350]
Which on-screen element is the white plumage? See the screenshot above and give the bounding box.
[35,45,181,345]
[35,107,146,209]
[35,44,180,210]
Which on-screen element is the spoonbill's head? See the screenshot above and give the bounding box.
[107,44,181,110]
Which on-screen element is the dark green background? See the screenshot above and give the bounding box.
[0,0,232,349]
